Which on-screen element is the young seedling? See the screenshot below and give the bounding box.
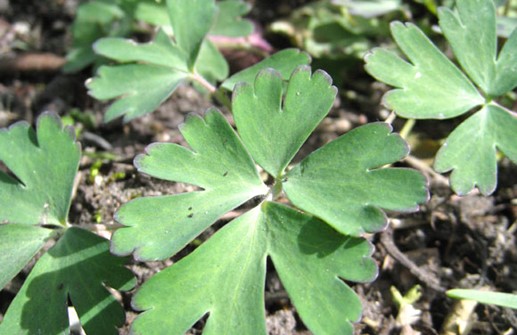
[86,0,311,122]
[110,66,428,334]
[0,113,135,334]
[365,0,517,195]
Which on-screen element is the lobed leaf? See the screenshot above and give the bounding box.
[93,29,188,70]
[168,0,217,68]
[232,66,336,177]
[440,0,517,96]
[434,104,517,195]
[87,64,187,122]
[0,112,80,226]
[130,207,268,335]
[211,0,254,37]
[0,228,135,335]
[110,110,267,260]
[265,202,377,334]
[0,224,53,290]
[284,122,428,235]
[87,0,225,122]
[221,49,311,91]
[129,202,377,335]
[365,21,484,119]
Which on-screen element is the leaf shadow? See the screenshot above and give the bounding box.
[297,215,364,258]
[16,229,132,335]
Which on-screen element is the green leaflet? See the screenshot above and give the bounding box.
[87,64,187,122]
[110,110,267,261]
[0,224,53,290]
[211,0,254,37]
[221,49,311,91]
[364,0,517,195]
[167,0,216,68]
[438,0,517,96]
[232,65,337,177]
[0,228,135,335]
[434,104,517,195]
[130,203,377,335]
[365,22,484,119]
[284,122,428,235]
[0,113,80,227]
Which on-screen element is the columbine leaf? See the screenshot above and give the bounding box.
[493,29,517,95]
[195,39,229,84]
[87,0,222,122]
[283,123,428,235]
[0,227,135,335]
[130,207,268,334]
[93,29,188,69]
[0,224,53,290]
[211,0,253,37]
[129,202,376,334]
[110,109,267,260]
[221,49,311,91]
[87,29,189,122]
[168,0,217,68]
[438,0,497,95]
[365,21,484,119]
[365,0,517,195]
[232,66,337,177]
[87,64,187,122]
[63,1,126,73]
[434,104,517,195]
[0,113,80,226]
[265,202,377,334]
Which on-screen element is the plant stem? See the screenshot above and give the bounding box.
[191,72,217,93]
[191,73,232,110]
[385,111,396,124]
[399,118,415,140]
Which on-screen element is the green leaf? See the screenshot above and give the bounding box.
[284,122,428,235]
[265,202,377,334]
[211,0,253,37]
[195,40,229,84]
[130,206,268,334]
[63,1,129,73]
[0,113,80,226]
[87,64,187,122]
[221,49,311,91]
[492,28,517,95]
[168,0,217,68]
[438,0,497,95]
[365,21,484,119]
[447,289,517,309]
[129,202,376,334]
[434,104,517,195]
[110,110,267,260]
[0,224,53,290]
[232,66,336,177]
[93,30,188,69]
[334,0,402,18]
[134,1,170,28]
[0,227,135,335]
[87,0,232,122]
[364,0,517,195]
